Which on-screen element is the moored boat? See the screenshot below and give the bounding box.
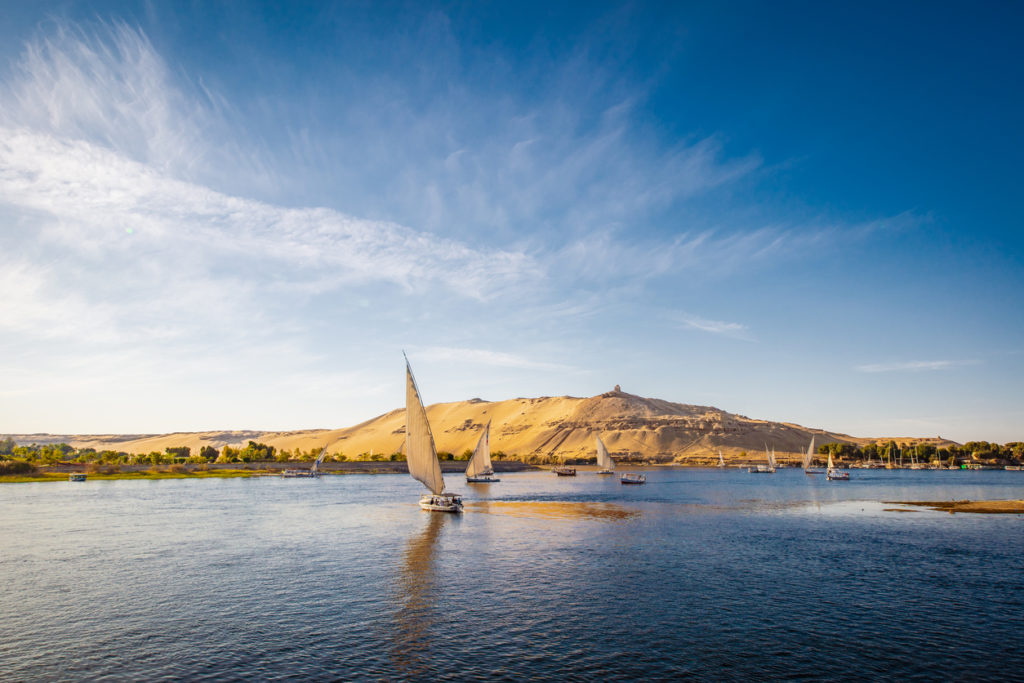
[595,435,614,475]
[68,473,86,482]
[465,420,499,483]
[282,445,327,478]
[620,472,645,484]
[553,465,576,476]
[405,355,463,513]
[749,444,776,473]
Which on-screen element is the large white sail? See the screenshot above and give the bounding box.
[596,436,614,470]
[465,420,493,478]
[405,359,445,495]
[827,451,835,471]
[765,443,775,469]
[803,436,815,470]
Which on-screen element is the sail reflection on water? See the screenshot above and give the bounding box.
[391,513,449,678]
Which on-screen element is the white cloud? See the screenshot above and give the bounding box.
[676,313,751,339]
[412,347,573,371]
[856,360,981,373]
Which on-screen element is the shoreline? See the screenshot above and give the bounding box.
[0,460,540,483]
[886,500,1024,514]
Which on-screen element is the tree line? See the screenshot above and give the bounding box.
[817,440,1024,464]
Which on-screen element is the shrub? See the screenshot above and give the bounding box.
[0,460,37,475]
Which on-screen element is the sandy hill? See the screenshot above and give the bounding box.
[9,387,958,464]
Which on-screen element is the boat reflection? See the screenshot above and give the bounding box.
[464,500,639,522]
[391,512,449,678]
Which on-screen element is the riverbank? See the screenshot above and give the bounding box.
[0,459,540,483]
[890,499,1024,514]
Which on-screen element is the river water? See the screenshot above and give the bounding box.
[2,468,1023,681]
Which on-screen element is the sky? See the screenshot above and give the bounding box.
[0,1,1021,443]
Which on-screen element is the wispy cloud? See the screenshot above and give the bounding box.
[676,313,752,340]
[856,360,981,373]
[412,347,573,371]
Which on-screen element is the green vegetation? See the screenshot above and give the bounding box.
[817,440,1024,465]
[0,468,270,483]
[0,438,350,468]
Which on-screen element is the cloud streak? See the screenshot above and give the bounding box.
[412,347,573,371]
[675,313,752,340]
[856,360,981,373]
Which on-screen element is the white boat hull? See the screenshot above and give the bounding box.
[419,493,463,513]
[466,475,500,483]
[595,469,614,475]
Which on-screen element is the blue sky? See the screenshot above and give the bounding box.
[1,1,1021,442]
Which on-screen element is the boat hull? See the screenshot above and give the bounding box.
[827,471,850,481]
[747,466,775,473]
[68,474,87,482]
[466,476,500,483]
[620,473,645,484]
[282,470,319,478]
[553,467,576,476]
[595,470,614,475]
[419,493,463,513]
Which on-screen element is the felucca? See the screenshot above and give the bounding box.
[283,445,327,478]
[465,420,499,483]
[803,436,822,475]
[748,443,776,473]
[826,450,850,481]
[717,450,726,468]
[405,356,463,512]
[595,435,615,475]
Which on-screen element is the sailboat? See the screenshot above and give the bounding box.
[717,450,726,468]
[283,445,328,478]
[803,436,822,475]
[465,420,499,483]
[405,356,463,512]
[748,443,776,473]
[595,435,615,474]
[826,450,850,480]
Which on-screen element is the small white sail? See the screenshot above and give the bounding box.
[718,450,726,467]
[405,358,445,495]
[596,435,614,470]
[803,436,815,470]
[765,443,776,469]
[465,420,493,478]
[827,451,835,471]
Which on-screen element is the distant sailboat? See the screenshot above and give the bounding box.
[405,356,463,512]
[803,436,822,475]
[595,436,614,474]
[283,445,328,478]
[827,450,850,481]
[718,450,726,468]
[749,442,776,473]
[465,420,499,483]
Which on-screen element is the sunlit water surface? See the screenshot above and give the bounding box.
[2,468,1023,681]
